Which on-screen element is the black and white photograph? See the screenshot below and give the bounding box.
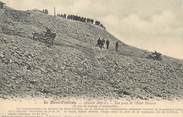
[0,0,183,116]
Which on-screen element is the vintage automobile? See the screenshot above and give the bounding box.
[32,28,56,46]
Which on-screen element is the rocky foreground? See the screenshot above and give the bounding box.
[0,7,183,100]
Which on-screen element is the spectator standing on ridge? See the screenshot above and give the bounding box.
[106,40,110,49]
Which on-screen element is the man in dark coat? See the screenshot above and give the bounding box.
[106,40,110,49]
[101,38,105,49]
[96,38,101,48]
[115,41,119,52]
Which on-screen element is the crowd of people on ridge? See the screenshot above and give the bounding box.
[41,8,106,30]
[57,13,106,30]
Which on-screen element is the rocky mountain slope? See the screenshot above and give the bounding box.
[0,7,183,100]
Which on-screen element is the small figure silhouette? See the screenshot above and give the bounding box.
[96,38,101,48]
[115,41,119,52]
[106,40,110,49]
[101,38,105,49]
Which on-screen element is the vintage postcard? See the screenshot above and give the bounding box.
[0,0,183,117]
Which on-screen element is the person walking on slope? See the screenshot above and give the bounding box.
[115,41,119,52]
[96,38,101,48]
[101,38,105,49]
[106,40,110,49]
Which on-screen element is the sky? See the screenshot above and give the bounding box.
[2,0,183,59]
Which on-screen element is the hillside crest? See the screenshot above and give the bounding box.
[0,7,183,100]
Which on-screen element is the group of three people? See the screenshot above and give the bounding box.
[97,38,119,51]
